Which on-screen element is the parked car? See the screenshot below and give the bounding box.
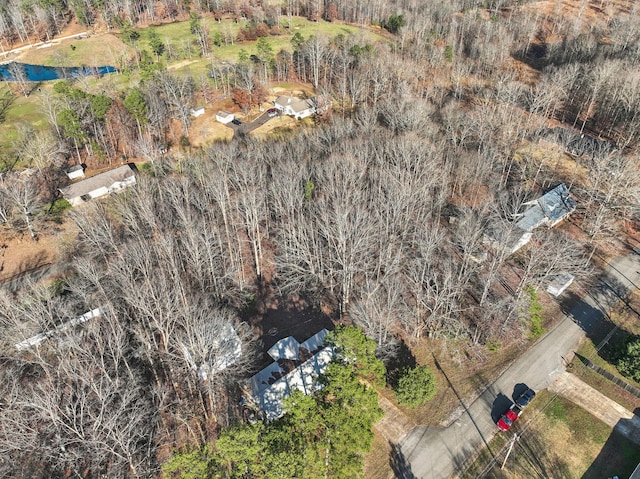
[515,388,536,408]
[267,108,278,117]
[232,119,242,125]
[496,403,522,431]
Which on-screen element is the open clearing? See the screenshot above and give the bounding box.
[15,33,131,67]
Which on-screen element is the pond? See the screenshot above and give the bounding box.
[0,62,117,82]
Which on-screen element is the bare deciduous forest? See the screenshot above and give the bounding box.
[1,0,640,477]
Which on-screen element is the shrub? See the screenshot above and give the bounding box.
[525,286,545,339]
[395,365,436,408]
[616,337,640,383]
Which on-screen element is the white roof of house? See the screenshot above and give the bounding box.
[538,183,577,223]
[300,328,329,353]
[515,204,547,232]
[216,110,234,118]
[274,95,315,114]
[255,347,335,421]
[60,164,135,200]
[484,221,532,255]
[15,308,102,350]
[268,336,300,360]
[249,329,333,421]
[181,323,243,381]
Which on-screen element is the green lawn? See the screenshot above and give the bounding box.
[0,93,48,163]
[130,16,384,72]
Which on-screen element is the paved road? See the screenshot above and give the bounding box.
[398,253,640,479]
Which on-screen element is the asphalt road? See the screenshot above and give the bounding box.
[398,253,640,479]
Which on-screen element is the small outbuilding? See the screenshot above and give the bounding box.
[66,164,85,180]
[546,273,575,297]
[190,106,205,117]
[216,110,235,124]
[59,163,137,207]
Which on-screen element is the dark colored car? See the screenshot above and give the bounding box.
[267,108,278,117]
[515,388,536,408]
[232,119,242,125]
[497,403,522,431]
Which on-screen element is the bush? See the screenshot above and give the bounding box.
[616,337,640,382]
[48,198,71,221]
[525,286,545,339]
[395,365,436,408]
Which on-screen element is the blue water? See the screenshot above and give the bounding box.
[0,62,116,81]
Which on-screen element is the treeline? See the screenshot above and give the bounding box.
[2,1,640,477]
[0,0,394,46]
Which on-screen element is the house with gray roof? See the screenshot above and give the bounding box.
[247,329,334,421]
[274,95,316,119]
[515,183,577,232]
[59,163,136,206]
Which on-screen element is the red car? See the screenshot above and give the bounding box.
[496,403,522,431]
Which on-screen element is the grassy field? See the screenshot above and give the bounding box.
[461,391,640,479]
[134,16,383,75]
[0,92,49,162]
[18,34,132,67]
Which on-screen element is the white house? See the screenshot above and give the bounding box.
[483,221,532,256]
[216,110,235,124]
[180,322,243,381]
[247,329,334,421]
[274,95,316,119]
[59,163,137,207]
[66,164,85,180]
[15,308,102,351]
[190,106,205,117]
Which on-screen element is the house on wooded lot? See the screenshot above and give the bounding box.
[483,220,532,256]
[515,183,577,232]
[180,323,243,381]
[274,95,317,119]
[59,163,137,207]
[15,308,102,351]
[216,110,235,124]
[247,329,334,421]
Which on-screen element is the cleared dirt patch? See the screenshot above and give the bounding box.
[0,221,77,287]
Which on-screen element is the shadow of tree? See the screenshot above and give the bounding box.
[389,441,417,479]
[383,338,417,389]
[581,426,640,479]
